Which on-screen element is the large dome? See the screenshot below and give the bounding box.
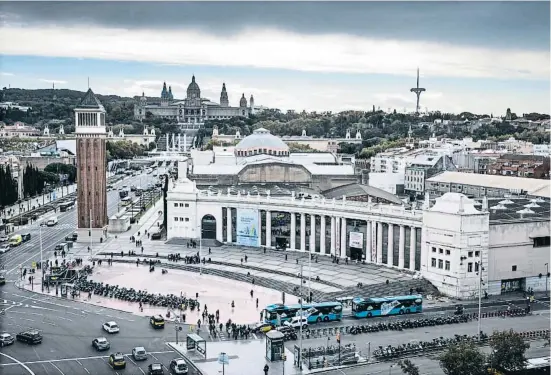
[235,128,289,157]
[187,75,201,98]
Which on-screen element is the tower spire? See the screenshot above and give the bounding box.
[410,67,426,116]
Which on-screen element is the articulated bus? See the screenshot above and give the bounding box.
[264,301,343,325]
[352,295,423,318]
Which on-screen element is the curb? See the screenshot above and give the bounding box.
[166,342,205,375]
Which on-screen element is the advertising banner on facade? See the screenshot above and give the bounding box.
[236,208,260,247]
[349,231,364,248]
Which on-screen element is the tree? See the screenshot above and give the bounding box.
[489,330,529,373]
[0,165,18,208]
[44,163,77,183]
[439,341,487,375]
[398,359,420,375]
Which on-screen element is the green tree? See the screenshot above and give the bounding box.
[398,359,420,375]
[44,163,77,183]
[488,330,529,373]
[439,341,487,375]
[0,165,18,208]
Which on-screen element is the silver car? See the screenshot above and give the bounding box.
[0,244,10,254]
[0,235,8,242]
[0,333,15,347]
[132,346,148,361]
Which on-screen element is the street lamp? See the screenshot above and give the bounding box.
[476,260,484,340]
[545,263,549,297]
[299,263,304,370]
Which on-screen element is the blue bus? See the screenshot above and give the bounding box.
[264,301,343,325]
[352,295,423,318]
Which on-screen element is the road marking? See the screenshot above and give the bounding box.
[125,356,146,374]
[0,351,175,366]
[49,361,66,375]
[0,352,36,375]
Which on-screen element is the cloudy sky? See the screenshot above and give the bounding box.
[0,1,549,114]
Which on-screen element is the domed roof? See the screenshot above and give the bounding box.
[431,193,480,215]
[235,128,289,151]
[239,93,247,107]
[187,75,200,97]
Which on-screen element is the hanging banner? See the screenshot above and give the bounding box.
[236,208,260,247]
[349,231,364,248]
[371,221,377,263]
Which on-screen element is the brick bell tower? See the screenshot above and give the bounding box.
[74,88,108,243]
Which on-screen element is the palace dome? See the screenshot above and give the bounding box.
[186,75,201,98]
[235,128,289,157]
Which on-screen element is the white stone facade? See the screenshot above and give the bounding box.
[167,179,551,298]
[134,76,253,127]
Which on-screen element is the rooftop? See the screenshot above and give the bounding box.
[321,183,403,205]
[76,88,105,111]
[480,197,550,224]
[427,171,550,198]
[235,128,289,151]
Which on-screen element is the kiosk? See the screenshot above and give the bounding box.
[265,330,285,361]
[186,333,206,359]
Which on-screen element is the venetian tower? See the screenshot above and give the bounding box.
[74,88,108,242]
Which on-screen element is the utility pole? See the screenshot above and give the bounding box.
[308,251,311,303]
[89,209,93,259]
[40,223,44,292]
[410,67,426,116]
[299,263,303,370]
[477,260,482,340]
[546,263,549,297]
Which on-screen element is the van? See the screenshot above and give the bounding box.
[21,233,31,242]
[9,234,22,247]
[46,217,58,226]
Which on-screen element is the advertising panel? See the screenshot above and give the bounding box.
[349,231,364,248]
[236,208,260,247]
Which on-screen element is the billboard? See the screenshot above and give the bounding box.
[349,231,364,248]
[236,208,260,247]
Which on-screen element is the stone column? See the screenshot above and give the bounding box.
[387,224,394,266]
[320,215,326,254]
[340,217,347,258]
[290,213,296,250]
[376,222,383,264]
[226,208,232,243]
[365,221,371,262]
[410,227,417,271]
[300,213,306,251]
[398,225,405,268]
[266,210,271,248]
[309,214,316,252]
[330,217,336,255]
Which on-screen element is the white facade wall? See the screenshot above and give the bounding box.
[369,172,404,194]
[533,144,550,156]
[488,221,550,292]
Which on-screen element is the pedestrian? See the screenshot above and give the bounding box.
[256,298,259,308]
[263,364,269,375]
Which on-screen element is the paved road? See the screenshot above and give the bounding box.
[0,282,199,375]
[1,171,160,280]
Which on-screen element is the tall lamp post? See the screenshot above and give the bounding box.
[545,263,549,297]
[39,221,44,291]
[299,263,303,371]
[476,260,483,340]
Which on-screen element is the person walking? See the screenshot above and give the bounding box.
[263,364,269,375]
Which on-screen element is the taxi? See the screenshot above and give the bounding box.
[108,352,126,369]
[252,322,275,334]
[0,274,5,286]
[150,315,165,329]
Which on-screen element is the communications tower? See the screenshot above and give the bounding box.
[410,68,426,115]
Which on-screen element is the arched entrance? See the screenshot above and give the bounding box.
[201,215,217,239]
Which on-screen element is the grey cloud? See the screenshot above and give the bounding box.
[0,1,548,50]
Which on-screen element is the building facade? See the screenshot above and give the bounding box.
[133,76,255,127]
[166,179,551,298]
[0,122,41,138]
[486,154,550,179]
[74,89,108,242]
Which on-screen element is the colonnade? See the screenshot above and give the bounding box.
[222,208,420,271]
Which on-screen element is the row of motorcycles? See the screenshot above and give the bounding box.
[72,275,199,310]
[348,314,472,334]
[373,332,489,360]
[302,344,356,359]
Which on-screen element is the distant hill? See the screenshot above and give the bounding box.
[0,88,140,126]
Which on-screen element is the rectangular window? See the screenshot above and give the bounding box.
[445,250,450,256]
[185,218,189,222]
[185,203,189,208]
[468,251,473,257]
[512,265,517,271]
[174,203,178,207]
[180,217,184,221]
[467,262,473,272]
[432,247,436,253]
[179,203,184,207]
[475,262,479,272]
[431,258,436,267]
[438,259,443,269]
[475,251,480,257]
[174,217,178,221]
[439,248,443,254]
[533,236,551,247]
[445,261,450,271]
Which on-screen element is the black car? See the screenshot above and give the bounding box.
[148,363,164,375]
[16,330,42,344]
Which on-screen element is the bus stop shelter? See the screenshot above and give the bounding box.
[186,333,206,359]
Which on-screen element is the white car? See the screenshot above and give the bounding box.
[283,316,309,330]
[102,321,120,334]
[0,244,10,254]
[0,235,8,242]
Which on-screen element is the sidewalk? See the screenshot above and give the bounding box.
[1,183,77,219]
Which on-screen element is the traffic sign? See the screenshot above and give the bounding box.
[218,352,229,365]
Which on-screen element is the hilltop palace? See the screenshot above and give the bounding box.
[134,75,255,128]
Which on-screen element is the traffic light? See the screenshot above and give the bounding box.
[336,333,340,344]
